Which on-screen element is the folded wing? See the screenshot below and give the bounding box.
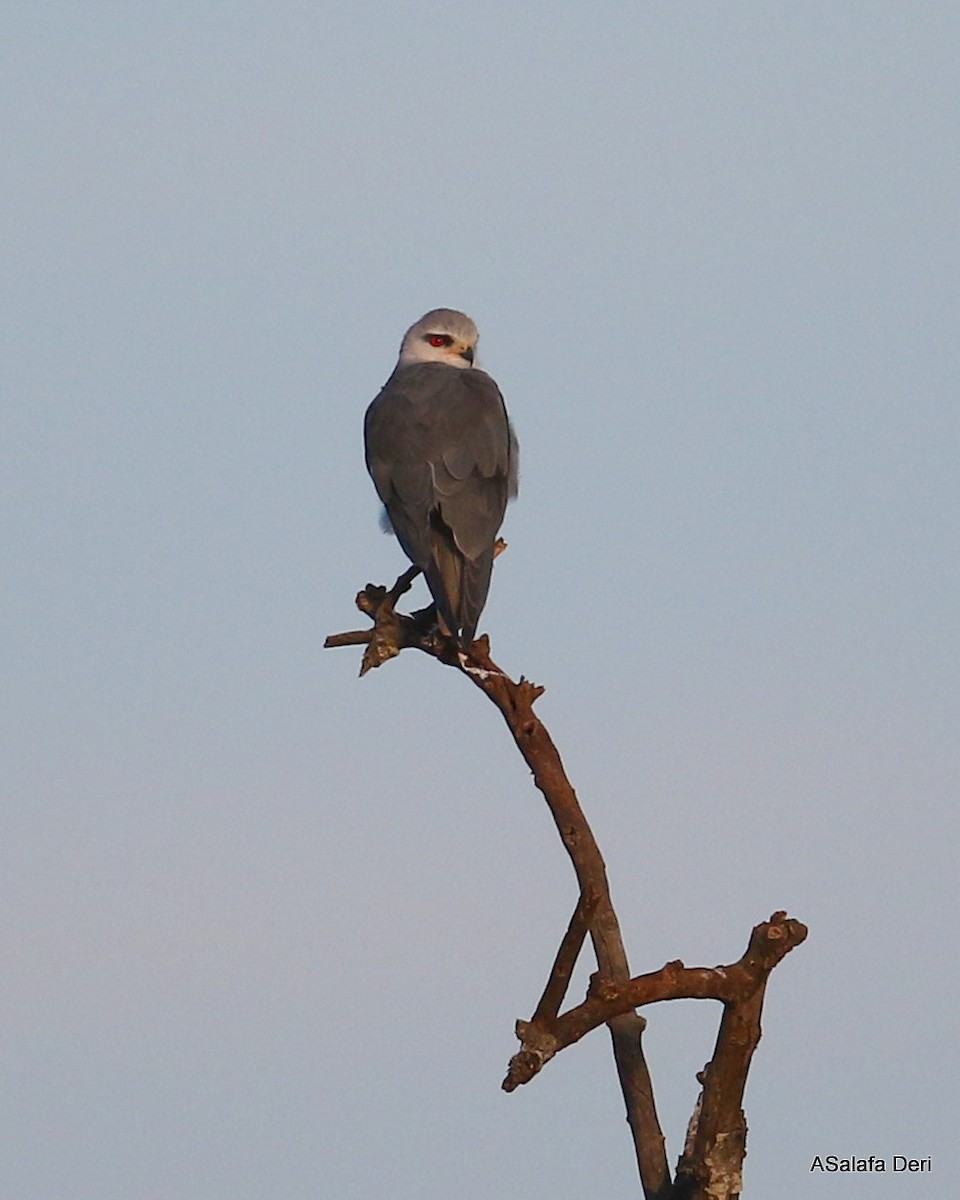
[364,362,518,644]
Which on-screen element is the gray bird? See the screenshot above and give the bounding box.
[364,308,518,647]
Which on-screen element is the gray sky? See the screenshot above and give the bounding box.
[3,3,957,1196]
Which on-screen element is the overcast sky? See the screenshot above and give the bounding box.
[3,4,957,1197]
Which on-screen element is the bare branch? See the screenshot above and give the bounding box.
[324,573,452,674]
[326,579,671,1197]
[532,889,599,1027]
[450,642,672,1197]
[671,913,807,1200]
[505,913,807,1091]
[322,629,374,648]
[325,582,806,1200]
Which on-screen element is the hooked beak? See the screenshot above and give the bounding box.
[459,345,475,365]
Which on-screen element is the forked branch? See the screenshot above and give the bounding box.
[504,911,806,1092]
[325,576,805,1200]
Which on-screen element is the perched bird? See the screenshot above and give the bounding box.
[364,308,518,647]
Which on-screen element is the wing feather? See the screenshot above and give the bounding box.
[364,361,518,643]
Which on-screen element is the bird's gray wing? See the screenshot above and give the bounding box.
[364,363,517,641]
[431,368,515,554]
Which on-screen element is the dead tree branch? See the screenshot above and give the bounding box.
[504,911,806,1092]
[670,913,807,1200]
[532,889,599,1027]
[325,577,805,1200]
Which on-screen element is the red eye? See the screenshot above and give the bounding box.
[427,334,450,348]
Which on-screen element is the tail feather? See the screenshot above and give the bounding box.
[424,537,462,641]
[425,517,493,646]
[458,550,493,645]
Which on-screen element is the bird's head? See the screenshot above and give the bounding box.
[398,308,479,369]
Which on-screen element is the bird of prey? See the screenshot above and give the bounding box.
[364,308,518,648]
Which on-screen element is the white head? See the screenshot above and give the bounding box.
[397,308,479,369]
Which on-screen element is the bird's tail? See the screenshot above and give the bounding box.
[457,550,493,646]
[426,519,492,648]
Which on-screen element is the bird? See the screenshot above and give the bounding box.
[364,308,518,648]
